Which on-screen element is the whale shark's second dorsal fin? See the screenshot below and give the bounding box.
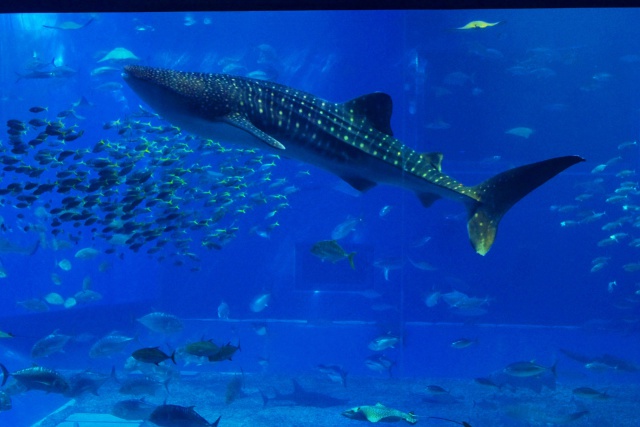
[422,152,443,172]
[342,93,393,136]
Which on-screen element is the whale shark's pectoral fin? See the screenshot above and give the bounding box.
[340,175,377,192]
[417,192,441,208]
[223,112,286,150]
[342,92,394,136]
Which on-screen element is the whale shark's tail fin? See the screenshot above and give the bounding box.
[467,155,584,255]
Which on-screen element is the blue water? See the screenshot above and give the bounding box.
[0,8,639,426]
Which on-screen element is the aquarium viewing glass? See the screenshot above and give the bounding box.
[0,5,638,426]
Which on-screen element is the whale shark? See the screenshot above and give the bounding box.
[123,65,584,255]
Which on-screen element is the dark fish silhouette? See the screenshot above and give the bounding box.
[560,348,639,372]
[148,404,220,427]
[0,238,39,255]
[260,379,348,407]
[1,364,70,394]
[65,367,116,397]
[16,65,77,82]
[43,18,94,30]
[132,347,176,365]
[112,398,158,420]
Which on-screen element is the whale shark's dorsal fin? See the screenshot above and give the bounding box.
[342,93,394,136]
[423,152,443,172]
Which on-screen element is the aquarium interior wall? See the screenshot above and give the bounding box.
[0,8,638,426]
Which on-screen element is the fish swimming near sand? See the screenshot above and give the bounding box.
[342,402,418,424]
[123,65,584,255]
[112,398,158,420]
[261,379,349,408]
[136,311,183,334]
[1,364,70,394]
[30,330,72,358]
[65,367,116,397]
[148,404,220,427]
[560,348,639,372]
[317,364,348,387]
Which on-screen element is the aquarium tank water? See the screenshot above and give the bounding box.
[0,3,638,426]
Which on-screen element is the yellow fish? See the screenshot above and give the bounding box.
[457,20,504,30]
